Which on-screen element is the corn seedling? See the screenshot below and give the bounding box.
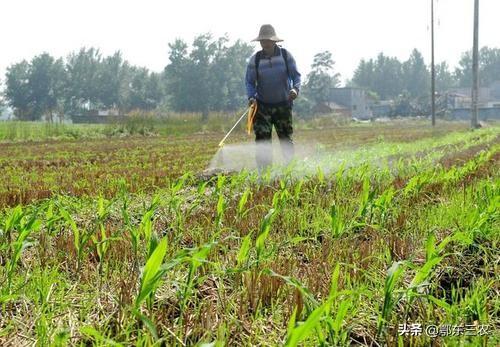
[329,202,345,238]
[60,208,89,272]
[135,237,168,309]
[377,261,406,338]
[5,208,41,293]
[255,208,277,266]
[237,188,252,219]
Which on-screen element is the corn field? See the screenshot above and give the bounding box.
[0,120,498,346]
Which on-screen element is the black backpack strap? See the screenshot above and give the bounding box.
[280,47,290,79]
[255,50,262,81]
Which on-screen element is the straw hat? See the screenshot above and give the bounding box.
[252,24,283,42]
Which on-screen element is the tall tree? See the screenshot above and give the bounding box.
[4,60,33,120]
[97,51,127,111]
[189,33,217,121]
[435,62,456,92]
[28,53,66,122]
[65,47,102,114]
[164,35,252,117]
[304,51,341,105]
[210,37,253,111]
[455,47,500,87]
[402,49,429,98]
[352,53,403,100]
[128,67,163,110]
[164,39,191,112]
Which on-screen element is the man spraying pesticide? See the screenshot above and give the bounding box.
[246,24,301,172]
[214,24,302,174]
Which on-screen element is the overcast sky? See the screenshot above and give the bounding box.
[1,0,499,86]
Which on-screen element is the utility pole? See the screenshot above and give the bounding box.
[431,0,436,126]
[471,0,479,128]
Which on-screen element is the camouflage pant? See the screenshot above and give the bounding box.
[253,103,294,170]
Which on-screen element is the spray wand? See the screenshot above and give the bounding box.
[218,103,258,147]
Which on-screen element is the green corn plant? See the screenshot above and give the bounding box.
[372,186,395,230]
[5,208,41,293]
[1,205,24,258]
[44,200,62,237]
[60,208,89,272]
[237,188,252,219]
[323,264,355,345]
[170,172,191,195]
[329,299,352,345]
[91,229,120,277]
[377,261,406,338]
[292,180,304,204]
[140,194,161,257]
[135,237,168,309]
[197,179,210,195]
[213,175,227,232]
[180,242,214,314]
[272,188,290,210]
[236,232,253,270]
[285,297,330,347]
[215,174,226,196]
[329,202,345,238]
[215,192,226,234]
[120,191,140,271]
[280,264,340,346]
[357,176,375,219]
[92,196,119,276]
[403,171,432,198]
[255,208,277,265]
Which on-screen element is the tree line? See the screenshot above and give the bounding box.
[2,33,499,121]
[349,46,500,101]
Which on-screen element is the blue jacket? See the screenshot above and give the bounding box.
[245,46,301,106]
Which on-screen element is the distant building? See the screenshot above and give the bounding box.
[72,108,125,124]
[446,81,500,121]
[490,80,500,100]
[370,100,393,117]
[327,88,373,119]
[446,87,491,108]
[451,107,500,121]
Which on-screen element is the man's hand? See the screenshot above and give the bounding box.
[248,97,256,107]
[288,89,298,101]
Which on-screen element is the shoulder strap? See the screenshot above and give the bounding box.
[255,51,262,81]
[281,47,290,79]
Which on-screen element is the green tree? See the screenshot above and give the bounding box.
[164,35,252,116]
[97,51,128,111]
[4,60,33,120]
[435,61,456,92]
[27,53,66,122]
[455,46,500,87]
[128,68,163,110]
[209,37,253,111]
[352,53,403,100]
[351,58,376,92]
[189,33,217,121]
[65,47,102,114]
[402,49,429,98]
[164,39,191,112]
[304,51,340,105]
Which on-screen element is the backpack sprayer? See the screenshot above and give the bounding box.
[218,102,258,147]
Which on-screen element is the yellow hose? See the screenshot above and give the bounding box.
[246,102,258,135]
